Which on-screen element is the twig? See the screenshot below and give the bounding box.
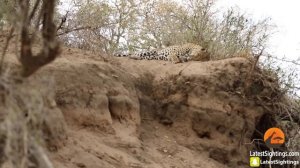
[0,27,15,74]
[30,141,54,168]
[56,11,69,32]
[244,48,264,90]
[269,148,273,168]
[244,139,264,145]
[262,55,300,66]
[56,26,92,36]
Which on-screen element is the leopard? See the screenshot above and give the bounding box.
[114,43,210,63]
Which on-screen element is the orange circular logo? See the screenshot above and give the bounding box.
[264,127,285,148]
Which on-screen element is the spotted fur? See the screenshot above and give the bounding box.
[115,43,209,63]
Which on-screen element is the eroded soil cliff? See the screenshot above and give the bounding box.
[1,44,290,168]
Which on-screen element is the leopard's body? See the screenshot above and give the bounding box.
[115,43,209,63]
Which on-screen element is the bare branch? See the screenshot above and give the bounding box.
[56,11,69,32]
[19,0,61,77]
[29,0,41,21]
[56,26,92,36]
[263,55,300,66]
[244,48,265,90]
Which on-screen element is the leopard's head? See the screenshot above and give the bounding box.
[190,46,210,61]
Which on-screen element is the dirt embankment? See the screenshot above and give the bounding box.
[2,45,290,168]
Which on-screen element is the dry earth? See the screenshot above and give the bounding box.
[1,44,283,168]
